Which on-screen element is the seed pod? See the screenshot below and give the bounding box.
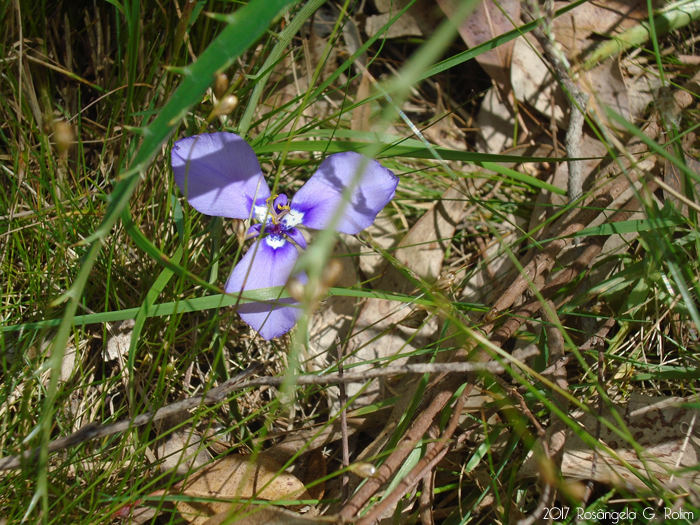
[348,462,379,478]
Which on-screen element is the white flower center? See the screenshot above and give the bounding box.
[265,235,287,249]
[253,205,269,223]
[282,209,304,228]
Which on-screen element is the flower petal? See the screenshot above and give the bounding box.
[286,227,307,249]
[289,152,399,234]
[225,235,305,340]
[172,132,270,219]
[246,223,262,240]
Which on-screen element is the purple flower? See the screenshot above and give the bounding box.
[171,132,399,340]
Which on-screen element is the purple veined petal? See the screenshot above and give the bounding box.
[274,194,289,210]
[172,132,271,219]
[288,152,399,234]
[285,227,307,249]
[246,223,262,240]
[225,234,306,340]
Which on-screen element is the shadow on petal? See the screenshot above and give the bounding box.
[290,152,398,234]
[172,132,271,219]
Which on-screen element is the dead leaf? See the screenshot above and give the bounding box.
[60,343,77,383]
[104,319,135,361]
[176,454,311,525]
[422,85,466,151]
[476,88,515,154]
[351,74,372,132]
[365,0,441,39]
[157,429,212,476]
[438,0,521,87]
[520,395,700,489]
[552,0,647,61]
[301,449,326,502]
[460,144,552,307]
[663,140,700,217]
[341,180,470,407]
[511,36,567,125]
[308,215,400,376]
[364,12,420,39]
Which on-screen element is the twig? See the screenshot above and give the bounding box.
[237,362,506,387]
[517,483,552,525]
[355,388,469,525]
[0,362,504,471]
[523,2,589,203]
[419,472,435,525]
[0,363,263,471]
[340,72,700,517]
[337,336,350,505]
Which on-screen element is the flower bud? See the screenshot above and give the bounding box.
[211,95,239,117]
[53,120,74,156]
[321,259,343,289]
[286,276,305,302]
[214,73,229,99]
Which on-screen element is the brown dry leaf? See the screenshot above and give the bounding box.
[365,12,421,39]
[438,0,521,87]
[476,88,515,154]
[157,429,212,476]
[307,214,401,383]
[365,0,442,39]
[552,0,647,60]
[460,144,553,307]
[520,395,700,490]
[124,506,158,525]
[201,505,332,525]
[351,74,372,132]
[343,180,470,407]
[511,1,653,126]
[60,343,77,383]
[176,454,311,525]
[302,449,327,502]
[104,319,135,361]
[511,37,568,125]
[423,86,467,151]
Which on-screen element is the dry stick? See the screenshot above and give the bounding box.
[337,336,351,505]
[525,3,589,203]
[420,426,440,525]
[344,74,695,517]
[355,388,470,525]
[339,183,642,521]
[545,47,587,202]
[0,362,504,471]
[0,363,262,471]
[583,346,607,506]
[518,302,570,525]
[419,472,435,525]
[339,141,673,522]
